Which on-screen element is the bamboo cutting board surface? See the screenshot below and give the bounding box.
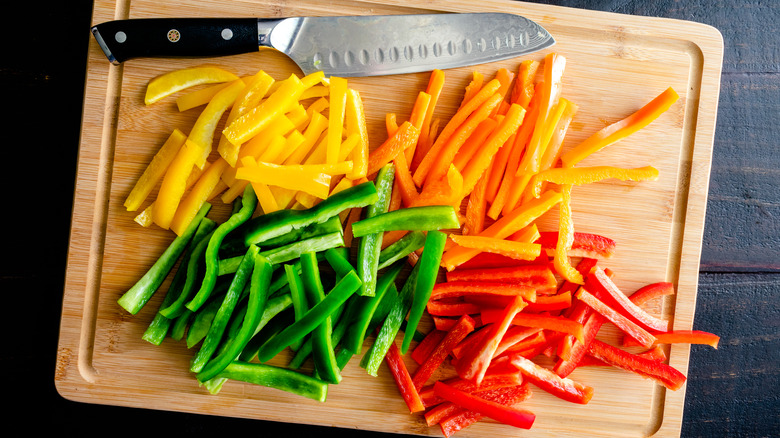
[56,0,723,436]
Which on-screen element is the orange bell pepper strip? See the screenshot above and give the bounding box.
[222,74,305,145]
[459,71,484,110]
[441,190,562,271]
[326,76,348,164]
[152,139,204,230]
[413,78,502,186]
[367,121,420,176]
[385,113,399,137]
[552,184,583,284]
[463,169,489,235]
[482,127,514,199]
[187,79,247,168]
[511,60,540,108]
[460,103,526,199]
[562,87,680,167]
[392,150,419,207]
[144,65,239,105]
[410,164,463,208]
[413,69,446,171]
[169,157,229,235]
[452,118,498,171]
[420,92,503,189]
[344,89,369,179]
[124,128,187,211]
[491,67,515,117]
[405,91,432,163]
[448,234,542,261]
[623,330,720,349]
[529,165,660,198]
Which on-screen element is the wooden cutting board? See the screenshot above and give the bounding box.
[56,0,723,436]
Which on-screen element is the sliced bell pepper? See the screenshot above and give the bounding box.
[561,87,680,167]
[235,157,332,200]
[144,65,239,105]
[481,310,585,344]
[189,79,247,168]
[406,91,432,161]
[456,296,526,384]
[117,203,211,314]
[411,329,448,365]
[124,128,188,211]
[586,267,671,333]
[452,118,498,172]
[412,69,446,171]
[530,165,660,198]
[552,184,583,284]
[176,80,237,112]
[448,234,542,262]
[580,345,667,366]
[511,354,593,404]
[412,314,476,390]
[433,381,536,430]
[437,384,533,437]
[385,342,425,413]
[260,232,344,265]
[402,230,448,354]
[170,157,229,235]
[511,59,540,108]
[575,288,657,348]
[493,326,544,358]
[445,264,556,290]
[419,367,523,408]
[215,361,328,402]
[623,330,720,349]
[326,76,348,164]
[463,168,490,236]
[158,226,216,318]
[426,299,481,317]
[587,339,687,390]
[410,164,463,208]
[367,121,420,177]
[459,71,485,110]
[152,139,205,230]
[300,252,342,384]
[357,163,396,297]
[629,281,676,306]
[536,231,616,259]
[523,291,572,313]
[431,281,537,303]
[351,205,460,238]
[392,150,419,207]
[377,230,426,270]
[345,89,369,179]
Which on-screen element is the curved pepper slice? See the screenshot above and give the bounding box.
[144,66,239,105]
[351,205,460,238]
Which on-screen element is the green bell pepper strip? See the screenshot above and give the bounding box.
[401,230,447,354]
[285,263,308,352]
[351,205,460,238]
[360,262,420,376]
[217,255,243,276]
[144,217,218,343]
[267,252,327,295]
[256,270,362,363]
[324,247,357,279]
[118,203,212,314]
[237,308,294,362]
[160,225,218,318]
[190,244,260,373]
[261,232,344,265]
[216,361,329,402]
[342,260,404,354]
[357,163,395,297]
[237,293,294,362]
[170,309,193,341]
[197,255,272,382]
[288,297,348,370]
[300,252,342,384]
[186,185,257,313]
[243,181,378,246]
[377,230,426,270]
[186,293,223,349]
[260,215,343,248]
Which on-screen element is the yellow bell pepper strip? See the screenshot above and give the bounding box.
[117,203,211,315]
[153,139,203,230]
[440,190,562,271]
[345,89,369,179]
[187,79,247,169]
[327,76,348,164]
[422,93,503,189]
[176,80,234,112]
[196,253,272,382]
[235,157,331,200]
[306,96,329,116]
[217,70,276,166]
[170,157,229,236]
[144,65,239,105]
[413,78,502,187]
[448,235,542,261]
[252,181,280,214]
[460,103,526,199]
[285,110,328,165]
[551,184,584,284]
[222,73,306,146]
[561,87,680,167]
[273,129,306,165]
[412,69,446,172]
[300,84,329,100]
[124,128,187,211]
[185,185,257,313]
[401,230,448,354]
[529,165,660,198]
[367,121,420,177]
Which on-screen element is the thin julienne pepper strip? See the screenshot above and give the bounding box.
[575,288,657,348]
[431,281,537,303]
[185,185,257,313]
[144,66,239,105]
[385,342,425,413]
[412,69,446,171]
[170,157,229,236]
[357,163,396,297]
[411,329,447,365]
[419,367,524,408]
[412,314,476,390]
[327,76,348,165]
[463,168,490,236]
[536,231,617,259]
[628,281,676,306]
[152,139,204,230]
[438,385,533,437]
[216,361,328,402]
[124,128,187,211]
[553,184,583,284]
[300,252,342,384]
[377,230,426,270]
[480,309,585,344]
[445,264,556,289]
[587,339,687,390]
[448,234,542,262]
[366,121,420,177]
[158,224,217,318]
[402,230,448,354]
[530,165,660,198]
[623,330,720,349]
[117,203,211,315]
[351,205,460,238]
[196,254,272,382]
[511,354,594,404]
[344,88,369,179]
[433,381,536,430]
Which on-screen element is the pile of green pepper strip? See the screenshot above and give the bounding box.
[119,167,460,402]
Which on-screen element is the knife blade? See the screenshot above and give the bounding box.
[91,14,554,77]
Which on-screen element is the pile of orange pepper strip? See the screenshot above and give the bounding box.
[124,65,371,235]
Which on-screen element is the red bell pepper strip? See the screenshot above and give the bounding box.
[412,329,448,365]
[498,330,547,358]
[412,315,476,390]
[481,310,586,344]
[385,342,425,413]
[419,368,524,408]
[628,281,676,306]
[433,315,482,332]
[433,381,536,430]
[455,251,547,270]
[445,264,556,289]
[523,291,573,313]
[456,296,526,384]
[553,310,607,377]
[431,281,537,303]
[511,355,594,404]
[623,330,720,349]
[426,299,482,317]
[451,325,492,359]
[535,231,616,259]
[575,288,657,348]
[586,339,687,390]
[494,326,543,358]
[438,384,533,437]
[579,345,667,366]
[586,267,671,333]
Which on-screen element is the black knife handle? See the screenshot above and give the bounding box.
[91,18,259,64]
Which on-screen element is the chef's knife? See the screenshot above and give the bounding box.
[91,14,554,77]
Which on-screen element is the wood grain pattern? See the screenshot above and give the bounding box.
[55,0,723,437]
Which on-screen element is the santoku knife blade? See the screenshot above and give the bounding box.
[91,14,554,77]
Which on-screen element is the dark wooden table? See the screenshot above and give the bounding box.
[3,0,777,436]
